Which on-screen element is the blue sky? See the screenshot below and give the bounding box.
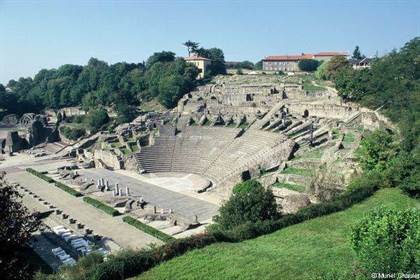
[0,0,419,84]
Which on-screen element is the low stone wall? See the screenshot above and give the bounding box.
[287,103,356,119]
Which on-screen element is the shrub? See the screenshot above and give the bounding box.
[356,129,398,172]
[83,197,120,216]
[213,180,279,231]
[59,126,86,141]
[55,182,82,197]
[351,207,420,275]
[85,108,110,132]
[26,168,55,183]
[90,233,217,280]
[122,216,174,242]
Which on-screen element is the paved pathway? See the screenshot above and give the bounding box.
[80,168,219,222]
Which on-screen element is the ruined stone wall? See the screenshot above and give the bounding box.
[287,103,356,119]
[93,149,123,170]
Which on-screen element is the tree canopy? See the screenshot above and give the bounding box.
[352,46,365,60]
[0,51,203,118]
[298,59,320,72]
[196,47,227,76]
[85,108,110,132]
[234,61,255,70]
[0,180,40,279]
[333,37,420,197]
[183,40,199,56]
[213,180,279,231]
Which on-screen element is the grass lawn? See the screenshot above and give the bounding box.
[137,189,419,280]
[272,182,306,192]
[281,167,312,177]
[303,81,326,92]
[343,132,356,144]
[293,148,324,160]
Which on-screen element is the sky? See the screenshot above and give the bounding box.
[0,0,419,84]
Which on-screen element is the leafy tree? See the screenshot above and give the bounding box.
[352,46,365,60]
[350,207,420,275]
[333,38,419,197]
[196,47,227,76]
[356,129,398,173]
[254,60,263,70]
[85,108,109,132]
[298,59,320,72]
[183,40,199,56]
[60,126,86,140]
[213,180,279,231]
[146,51,175,69]
[314,61,327,80]
[325,56,349,79]
[141,58,198,108]
[158,75,184,108]
[235,61,254,70]
[116,103,137,124]
[0,180,40,279]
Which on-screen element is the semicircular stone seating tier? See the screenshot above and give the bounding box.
[135,125,295,189]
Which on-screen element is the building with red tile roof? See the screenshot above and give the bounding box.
[185,54,211,79]
[262,52,348,72]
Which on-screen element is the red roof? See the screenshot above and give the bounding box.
[185,55,211,61]
[264,54,314,61]
[314,52,348,57]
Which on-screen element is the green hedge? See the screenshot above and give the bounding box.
[90,233,216,280]
[122,216,175,243]
[26,168,55,183]
[83,197,120,216]
[55,181,82,197]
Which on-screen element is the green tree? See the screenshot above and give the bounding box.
[146,51,175,69]
[350,207,420,275]
[298,59,320,72]
[158,75,184,108]
[213,180,279,231]
[183,40,199,56]
[254,60,263,70]
[116,103,137,124]
[0,180,41,279]
[196,47,227,76]
[352,46,365,60]
[325,56,350,79]
[356,129,398,173]
[85,108,109,132]
[235,61,254,70]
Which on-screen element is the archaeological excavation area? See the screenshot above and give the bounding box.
[0,73,393,270]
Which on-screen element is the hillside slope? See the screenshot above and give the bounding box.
[138,189,419,280]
